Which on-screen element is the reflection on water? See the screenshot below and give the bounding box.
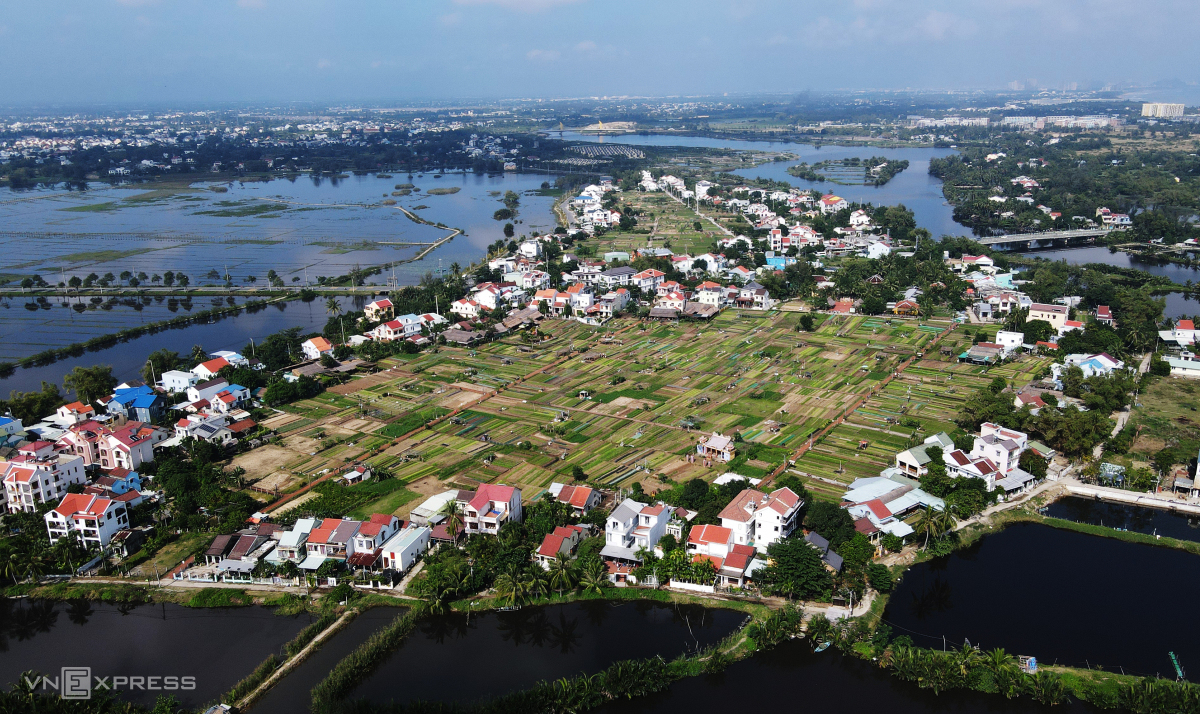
[349,601,741,706]
[0,599,309,708]
[885,523,1200,676]
[1045,496,1200,542]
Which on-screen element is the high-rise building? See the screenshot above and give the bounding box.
[1142,103,1185,118]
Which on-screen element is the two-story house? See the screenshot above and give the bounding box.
[3,444,87,513]
[716,486,803,553]
[44,493,128,548]
[457,483,523,535]
[600,498,671,566]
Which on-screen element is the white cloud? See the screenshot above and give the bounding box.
[575,40,596,52]
[526,48,561,61]
[915,10,976,41]
[454,0,583,11]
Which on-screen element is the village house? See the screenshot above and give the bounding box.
[536,524,586,568]
[819,194,849,214]
[697,432,736,462]
[192,357,231,381]
[685,524,759,587]
[717,486,803,553]
[735,282,773,311]
[631,268,665,293]
[547,483,602,515]
[44,493,129,549]
[2,443,87,513]
[57,402,96,425]
[456,483,523,535]
[106,385,167,423]
[450,298,483,320]
[970,423,1029,476]
[158,370,199,394]
[364,298,394,322]
[379,525,432,573]
[601,498,672,575]
[301,337,335,361]
[894,433,955,478]
[1028,303,1069,331]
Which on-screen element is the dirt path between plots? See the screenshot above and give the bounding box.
[759,321,957,489]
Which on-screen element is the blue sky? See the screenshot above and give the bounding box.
[1,0,1196,104]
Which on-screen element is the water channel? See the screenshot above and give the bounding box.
[1019,246,1200,319]
[885,522,1199,678]
[0,599,311,709]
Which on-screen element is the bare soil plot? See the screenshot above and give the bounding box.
[231,445,302,481]
[261,412,304,430]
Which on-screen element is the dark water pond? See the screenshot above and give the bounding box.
[251,606,401,714]
[349,600,743,707]
[885,523,1200,678]
[1045,496,1200,544]
[0,599,310,709]
[604,639,1104,714]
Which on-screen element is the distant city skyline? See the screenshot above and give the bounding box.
[0,0,1197,105]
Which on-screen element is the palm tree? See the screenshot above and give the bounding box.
[494,565,528,607]
[525,567,550,601]
[547,553,578,596]
[440,499,464,540]
[915,506,947,550]
[325,297,341,317]
[580,560,609,595]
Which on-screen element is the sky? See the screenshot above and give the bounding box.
[1,0,1197,105]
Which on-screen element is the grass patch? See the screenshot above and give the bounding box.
[184,587,253,608]
[425,187,461,195]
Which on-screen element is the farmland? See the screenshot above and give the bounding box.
[243,307,1055,518]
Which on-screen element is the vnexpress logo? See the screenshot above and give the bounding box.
[61,667,91,700]
[25,668,195,699]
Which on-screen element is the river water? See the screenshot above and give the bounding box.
[0,599,310,709]
[1046,496,1200,544]
[560,131,965,238]
[885,522,1200,678]
[0,294,367,395]
[347,600,742,707]
[605,639,1102,714]
[1020,246,1200,319]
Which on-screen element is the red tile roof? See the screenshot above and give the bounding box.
[688,524,732,546]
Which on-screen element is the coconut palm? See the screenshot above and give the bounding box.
[547,553,578,596]
[915,506,948,550]
[494,564,528,607]
[580,559,609,595]
[440,499,464,540]
[525,566,550,602]
[325,297,342,317]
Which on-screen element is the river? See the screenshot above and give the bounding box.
[1046,496,1200,543]
[560,131,966,238]
[885,522,1200,678]
[0,294,368,396]
[0,599,311,709]
[1020,246,1200,319]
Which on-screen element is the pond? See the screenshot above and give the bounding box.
[560,131,965,238]
[885,523,1200,678]
[0,599,311,709]
[604,639,1102,714]
[250,606,401,714]
[347,600,743,707]
[0,294,367,395]
[1045,496,1200,544]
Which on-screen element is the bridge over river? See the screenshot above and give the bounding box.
[977,227,1128,251]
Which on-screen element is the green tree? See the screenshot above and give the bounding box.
[63,365,117,405]
[141,348,182,385]
[757,537,833,600]
[804,501,856,549]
